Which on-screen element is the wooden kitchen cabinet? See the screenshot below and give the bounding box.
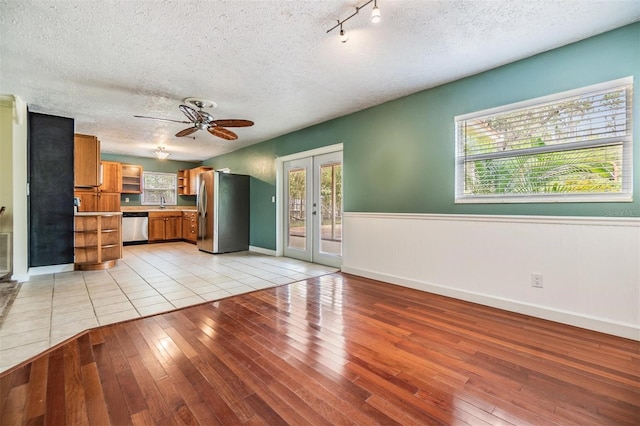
[178,166,213,195]
[182,210,197,243]
[148,211,183,242]
[74,190,98,212]
[165,215,182,240]
[188,166,212,195]
[74,134,101,187]
[121,164,142,193]
[148,215,165,242]
[95,161,121,211]
[73,134,120,212]
[74,190,120,212]
[177,169,188,195]
[74,161,121,212]
[97,192,120,212]
[74,213,122,270]
[100,161,122,192]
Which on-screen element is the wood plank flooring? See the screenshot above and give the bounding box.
[1,272,639,425]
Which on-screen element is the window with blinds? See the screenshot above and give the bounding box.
[141,171,177,205]
[455,77,633,203]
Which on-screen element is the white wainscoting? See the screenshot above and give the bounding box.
[342,212,640,340]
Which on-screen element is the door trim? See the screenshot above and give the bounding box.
[275,143,343,257]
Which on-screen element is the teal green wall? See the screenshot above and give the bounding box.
[101,153,199,206]
[169,24,640,250]
[203,23,640,250]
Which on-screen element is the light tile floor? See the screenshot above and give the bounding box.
[0,242,338,373]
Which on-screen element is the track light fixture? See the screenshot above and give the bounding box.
[339,23,348,43]
[371,0,381,23]
[326,0,381,43]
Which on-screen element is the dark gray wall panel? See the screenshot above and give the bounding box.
[28,112,74,267]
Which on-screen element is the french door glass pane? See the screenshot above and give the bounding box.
[288,167,306,250]
[319,162,342,256]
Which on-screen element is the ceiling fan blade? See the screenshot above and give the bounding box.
[208,126,238,140]
[175,127,199,137]
[212,119,254,128]
[179,104,202,123]
[134,115,190,124]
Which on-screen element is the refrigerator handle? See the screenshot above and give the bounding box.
[198,180,207,217]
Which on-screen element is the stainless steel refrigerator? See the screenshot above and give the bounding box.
[196,170,250,254]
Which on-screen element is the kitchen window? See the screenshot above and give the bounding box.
[141,171,177,206]
[455,77,633,203]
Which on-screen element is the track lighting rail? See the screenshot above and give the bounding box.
[326,0,376,34]
[326,0,381,43]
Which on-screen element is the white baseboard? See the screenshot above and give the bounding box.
[249,246,277,256]
[28,263,74,277]
[341,265,640,341]
[10,273,30,282]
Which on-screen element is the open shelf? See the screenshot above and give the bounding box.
[121,164,142,194]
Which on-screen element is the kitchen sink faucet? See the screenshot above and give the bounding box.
[160,196,166,208]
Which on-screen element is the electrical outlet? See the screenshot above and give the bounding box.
[125,197,130,203]
[531,273,543,288]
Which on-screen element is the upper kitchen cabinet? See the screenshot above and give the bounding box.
[177,169,187,194]
[121,164,142,193]
[74,134,100,187]
[100,161,122,192]
[189,166,212,194]
[74,160,122,212]
[178,166,213,195]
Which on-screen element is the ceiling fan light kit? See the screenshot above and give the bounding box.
[327,0,381,43]
[135,97,254,143]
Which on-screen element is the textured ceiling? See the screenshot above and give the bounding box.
[1,0,639,162]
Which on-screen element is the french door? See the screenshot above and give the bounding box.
[283,151,342,267]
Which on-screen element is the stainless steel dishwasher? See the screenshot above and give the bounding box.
[122,211,148,245]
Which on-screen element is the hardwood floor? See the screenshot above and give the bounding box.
[1,272,638,425]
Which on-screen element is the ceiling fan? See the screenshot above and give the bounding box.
[135,98,254,140]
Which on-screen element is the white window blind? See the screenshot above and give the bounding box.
[141,171,177,205]
[455,77,633,203]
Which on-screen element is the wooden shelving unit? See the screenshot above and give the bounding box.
[178,169,188,195]
[74,213,122,270]
[121,164,143,194]
[178,166,213,195]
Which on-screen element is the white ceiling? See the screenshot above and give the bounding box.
[1,0,638,162]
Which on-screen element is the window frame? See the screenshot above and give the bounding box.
[141,171,178,206]
[454,77,633,204]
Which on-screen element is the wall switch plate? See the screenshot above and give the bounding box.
[272,196,275,203]
[125,197,129,203]
[531,273,543,288]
